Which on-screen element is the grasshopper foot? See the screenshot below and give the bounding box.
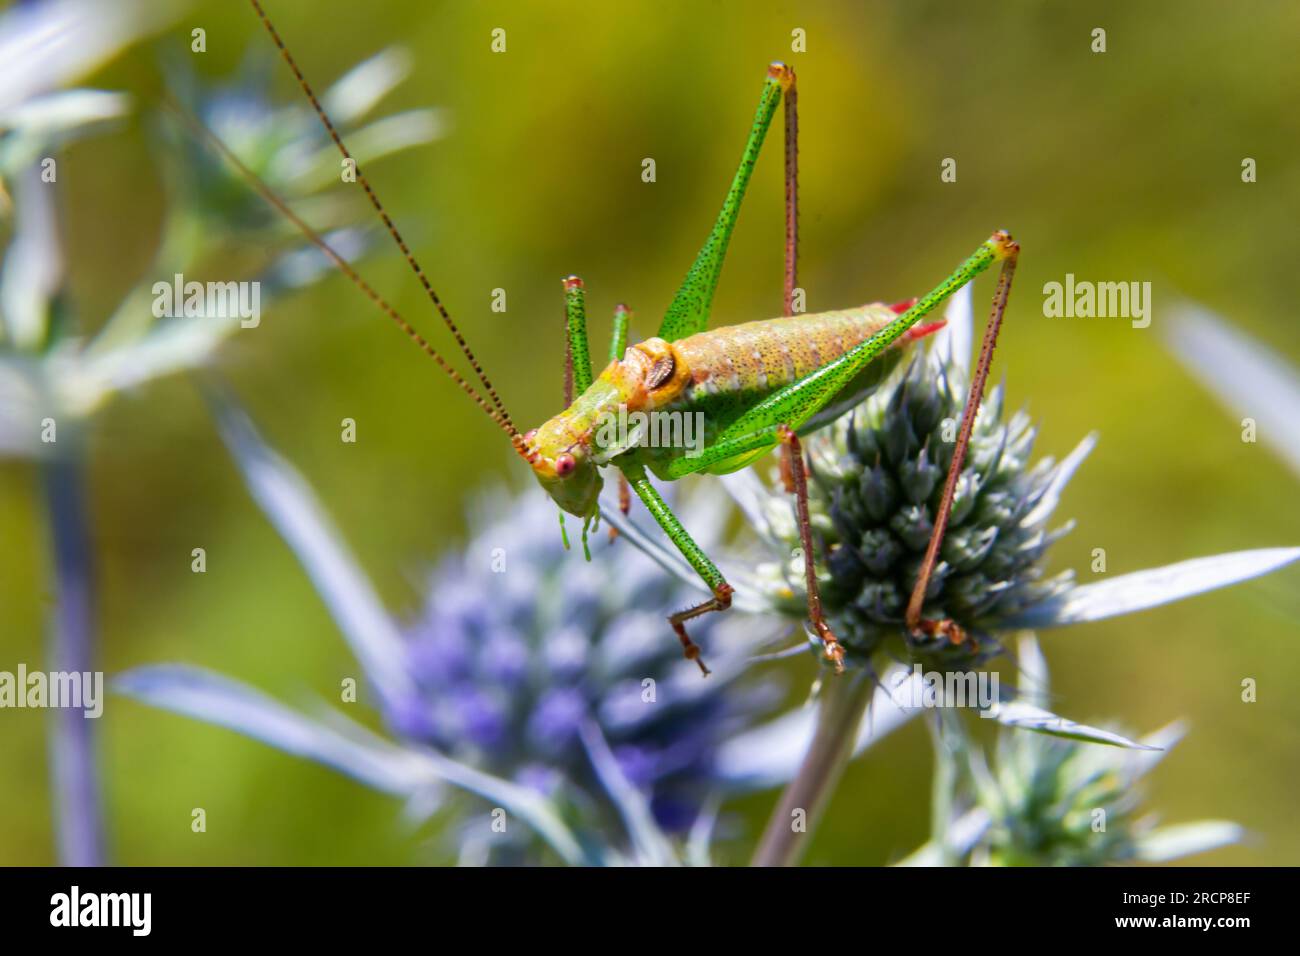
[668,583,732,678]
[913,617,979,653]
[816,624,846,674]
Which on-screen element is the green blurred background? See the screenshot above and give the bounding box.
[1,0,1298,865]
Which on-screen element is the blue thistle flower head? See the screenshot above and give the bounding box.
[749,354,1074,671]
[386,489,782,851]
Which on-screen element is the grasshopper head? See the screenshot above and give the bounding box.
[523,423,604,519]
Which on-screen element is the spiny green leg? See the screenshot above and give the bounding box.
[660,232,1020,481]
[657,63,795,342]
[610,304,633,541]
[610,302,631,362]
[559,276,593,555]
[620,462,731,676]
[904,237,1021,643]
[563,275,592,404]
[782,66,799,317]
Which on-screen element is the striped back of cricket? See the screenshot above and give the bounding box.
[627,303,917,474]
[676,304,905,403]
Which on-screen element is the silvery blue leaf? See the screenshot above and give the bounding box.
[114,664,436,797]
[59,318,243,415]
[1005,547,1300,629]
[1014,632,1049,701]
[599,492,702,588]
[0,87,128,132]
[715,664,923,790]
[115,664,591,865]
[0,89,129,173]
[262,228,367,291]
[685,793,722,867]
[1134,821,1245,863]
[322,47,413,124]
[895,807,991,866]
[1132,720,1187,777]
[983,700,1160,750]
[579,720,679,866]
[0,0,181,114]
[285,109,443,191]
[1020,432,1098,529]
[1,166,61,350]
[0,358,41,457]
[209,395,417,710]
[1164,303,1300,475]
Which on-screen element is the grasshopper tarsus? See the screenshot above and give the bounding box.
[691,654,712,678]
[816,622,847,674]
[669,583,733,677]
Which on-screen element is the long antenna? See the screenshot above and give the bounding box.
[163,97,532,458]
[248,0,517,436]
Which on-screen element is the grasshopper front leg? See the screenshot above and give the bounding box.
[621,462,732,676]
[560,279,638,549]
[609,303,633,541]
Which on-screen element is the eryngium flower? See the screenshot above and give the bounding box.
[119,402,805,866]
[166,44,440,245]
[978,723,1157,865]
[899,636,1243,867]
[752,356,1072,670]
[386,490,781,857]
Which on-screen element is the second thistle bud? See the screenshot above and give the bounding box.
[754,357,1074,670]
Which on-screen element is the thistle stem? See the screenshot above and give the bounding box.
[926,710,961,866]
[40,448,106,867]
[752,670,873,866]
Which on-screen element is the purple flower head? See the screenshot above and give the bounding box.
[392,487,783,850]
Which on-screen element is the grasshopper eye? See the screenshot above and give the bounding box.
[555,453,577,477]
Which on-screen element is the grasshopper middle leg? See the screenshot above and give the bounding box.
[622,462,734,676]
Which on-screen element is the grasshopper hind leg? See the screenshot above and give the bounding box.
[778,426,846,673]
[904,234,1020,647]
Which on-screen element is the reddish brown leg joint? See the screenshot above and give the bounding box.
[778,425,845,674]
[778,441,797,493]
[669,583,733,676]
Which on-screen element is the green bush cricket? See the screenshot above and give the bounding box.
[219,0,1021,677]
